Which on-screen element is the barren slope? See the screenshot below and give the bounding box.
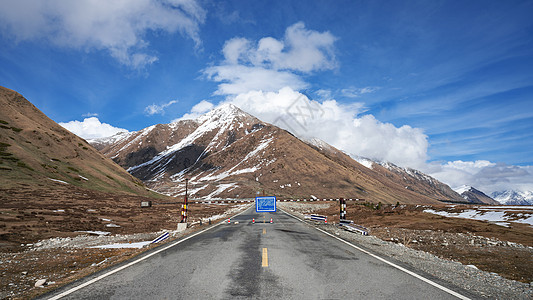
[0,86,158,196]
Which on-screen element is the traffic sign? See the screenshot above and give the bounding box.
[255,196,276,212]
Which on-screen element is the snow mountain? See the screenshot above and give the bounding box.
[491,190,533,205]
[92,104,467,204]
[453,185,500,205]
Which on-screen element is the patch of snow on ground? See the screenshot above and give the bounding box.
[76,231,111,236]
[423,208,533,227]
[206,183,238,199]
[91,241,151,249]
[354,156,374,169]
[201,204,249,222]
[188,184,209,195]
[477,206,533,210]
[48,178,69,184]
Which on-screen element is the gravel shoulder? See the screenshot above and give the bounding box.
[0,203,250,299]
[279,202,533,299]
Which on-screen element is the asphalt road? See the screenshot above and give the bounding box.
[43,206,473,299]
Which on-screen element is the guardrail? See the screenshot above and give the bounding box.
[304,214,327,223]
[338,220,369,235]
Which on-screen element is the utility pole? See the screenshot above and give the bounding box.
[180,178,188,223]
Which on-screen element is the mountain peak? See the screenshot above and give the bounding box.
[202,103,249,119]
[454,185,472,195]
[491,190,533,205]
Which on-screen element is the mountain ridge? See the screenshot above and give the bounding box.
[491,190,533,205]
[92,104,468,205]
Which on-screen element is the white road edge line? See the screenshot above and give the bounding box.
[281,209,471,300]
[46,205,253,300]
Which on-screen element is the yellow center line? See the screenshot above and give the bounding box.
[262,248,268,267]
[263,228,266,234]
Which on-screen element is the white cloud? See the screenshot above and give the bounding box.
[425,160,533,194]
[341,87,380,98]
[191,100,214,114]
[59,117,128,139]
[174,100,214,121]
[144,100,178,116]
[204,22,337,95]
[223,87,428,169]
[82,112,99,117]
[204,64,308,95]
[0,0,206,69]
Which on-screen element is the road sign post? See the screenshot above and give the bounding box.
[255,196,276,212]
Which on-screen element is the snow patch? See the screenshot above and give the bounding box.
[423,208,533,227]
[91,241,151,249]
[48,178,69,184]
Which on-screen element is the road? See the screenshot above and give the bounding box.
[43,206,473,299]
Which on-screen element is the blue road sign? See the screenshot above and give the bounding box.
[255,196,276,212]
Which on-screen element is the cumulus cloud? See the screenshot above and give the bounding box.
[223,87,428,169]
[0,0,206,69]
[204,65,308,95]
[204,22,337,95]
[174,100,214,121]
[144,100,178,116]
[59,117,128,139]
[425,161,533,194]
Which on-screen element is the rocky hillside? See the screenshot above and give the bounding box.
[94,104,467,205]
[305,141,466,204]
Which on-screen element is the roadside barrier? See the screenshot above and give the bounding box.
[150,232,170,244]
[338,220,369,235]
[304,214,327,223]
[187,198,365,204]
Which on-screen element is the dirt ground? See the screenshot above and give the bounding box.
[282,201,533,283]
[0,184,250,299]
[2,187,532,298]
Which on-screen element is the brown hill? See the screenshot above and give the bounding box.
[0,86,161,196]
[95,104,465,205]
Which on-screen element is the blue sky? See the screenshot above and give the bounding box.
[1,0,532,193]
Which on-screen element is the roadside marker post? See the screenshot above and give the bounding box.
[340,198,346,220]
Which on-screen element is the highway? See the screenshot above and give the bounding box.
[43,206,473,299]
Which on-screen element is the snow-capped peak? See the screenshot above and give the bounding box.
[197,103,251,124]
[454,185,472,195]
[491,190,533,205]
